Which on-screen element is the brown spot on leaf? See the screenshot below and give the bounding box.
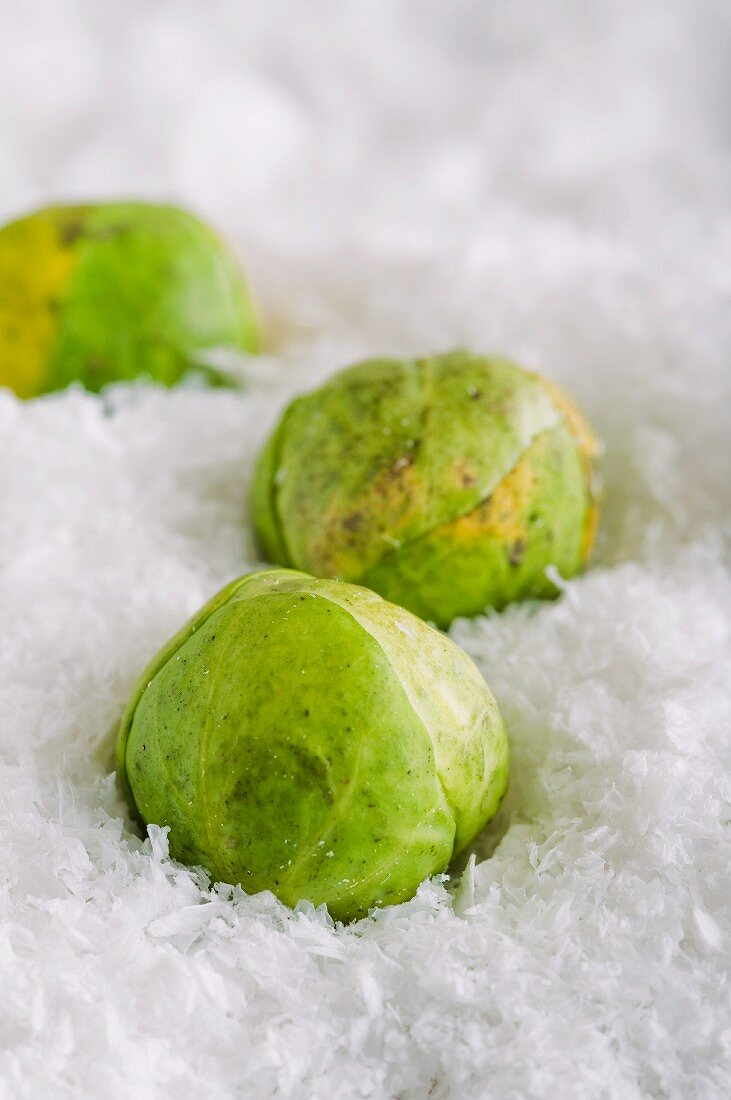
[341,511,364,532]
[452,458,478,490]
[508,538,526,566]
[58,219,86,247]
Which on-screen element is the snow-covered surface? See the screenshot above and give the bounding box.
[2,3,730,1097]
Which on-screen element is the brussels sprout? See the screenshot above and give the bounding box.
[116,568,508,922]
[252,351,599,628]
[0,201,258,397]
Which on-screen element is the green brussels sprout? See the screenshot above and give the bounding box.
[116,568,508,922]
[252,351,599,628]
[0,201,259,397]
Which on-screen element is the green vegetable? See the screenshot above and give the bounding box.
[0,201,258,397]
[116,568,508,922]
[252,351,599,627]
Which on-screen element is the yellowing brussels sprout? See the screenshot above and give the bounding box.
[0,201,259,397]
[116,568,508,922]
[252,351,599,628]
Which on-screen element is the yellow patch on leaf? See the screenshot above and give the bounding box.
[539,376,598,468]
[308,450,428,577]
[538,375,600,562]
[0,213,78,398]
[444,451,536,547]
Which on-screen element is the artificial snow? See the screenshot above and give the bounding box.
[1,2,730,1098]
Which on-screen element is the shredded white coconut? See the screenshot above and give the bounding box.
[1,2,730,1098]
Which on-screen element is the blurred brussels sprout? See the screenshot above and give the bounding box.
[0,201,258,397]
